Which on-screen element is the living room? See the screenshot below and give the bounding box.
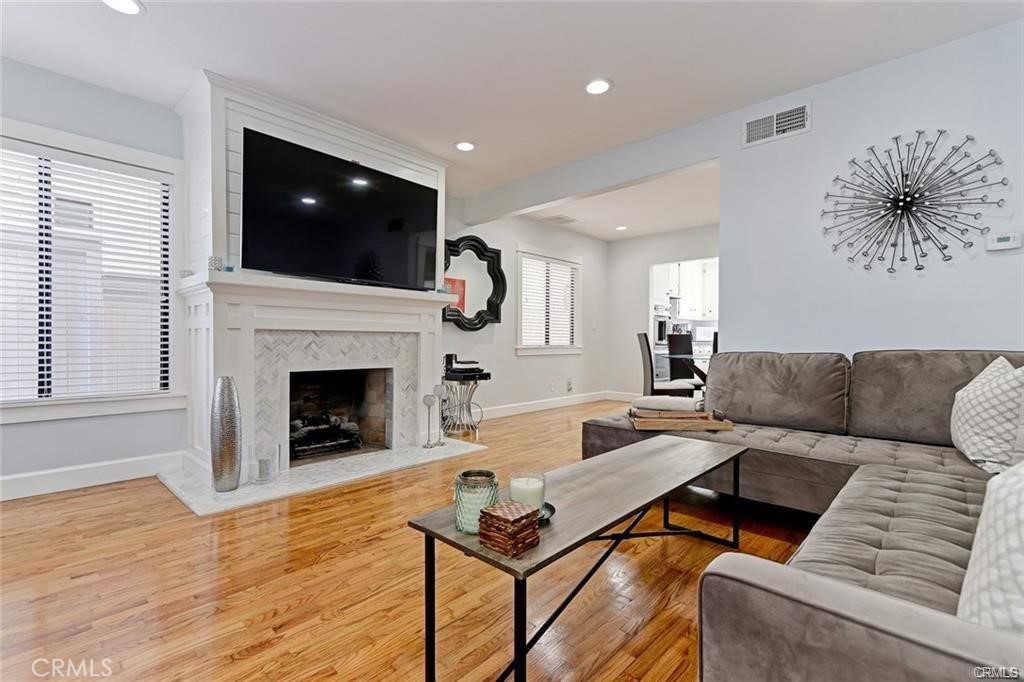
[1,3,1022,681]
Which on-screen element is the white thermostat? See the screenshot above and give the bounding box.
[985,232,1022,251]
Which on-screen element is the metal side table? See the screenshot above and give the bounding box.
[442,371,490,439]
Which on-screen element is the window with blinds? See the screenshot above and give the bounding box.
[0,143,171,402]
[518,251,580,352]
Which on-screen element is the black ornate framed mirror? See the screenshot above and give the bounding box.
[442,235,507,332]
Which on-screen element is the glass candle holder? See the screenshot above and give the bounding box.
[252,445,280,485]
[509,472,546,511]
[454,469,499,534]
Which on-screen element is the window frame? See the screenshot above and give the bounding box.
[0,118,186,424]
[515,247,583,357]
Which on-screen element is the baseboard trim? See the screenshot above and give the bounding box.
[182,447,212,478]
[604,390,641,402]
[1,392,639,500]
[483,391,632,420]
[0,450,185,501]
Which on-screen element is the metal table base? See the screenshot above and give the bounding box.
[442,380,481,439]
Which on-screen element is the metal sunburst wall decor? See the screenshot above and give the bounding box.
[822,130,1008,272]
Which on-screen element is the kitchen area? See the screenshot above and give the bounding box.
[650,257,719,381]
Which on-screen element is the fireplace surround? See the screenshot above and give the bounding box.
[178,269,455,485]
[255,328,419,468]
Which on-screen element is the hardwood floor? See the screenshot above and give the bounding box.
[0,401,812,681]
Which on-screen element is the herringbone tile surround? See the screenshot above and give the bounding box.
[253,330,420,455]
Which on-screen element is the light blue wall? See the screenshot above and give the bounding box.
[0,57,182,158]
[442,215,610,409]
[463,20,1024,358]
[0,59,187,487]
[1,411,188,477]
[605,225,720,393]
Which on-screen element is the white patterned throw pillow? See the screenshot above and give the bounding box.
[957,460,1024,633]
[950,357,1024,473]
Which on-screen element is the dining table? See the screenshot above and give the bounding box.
[655,352,712,383]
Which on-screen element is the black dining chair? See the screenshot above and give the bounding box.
[638,332,696,396]
[667,333,705,390]
[713,331,719,354]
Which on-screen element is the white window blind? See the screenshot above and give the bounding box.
[0,143,171,402]
[518,251,580,349]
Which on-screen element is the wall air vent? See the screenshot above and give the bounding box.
[743,103,811,147]
[542,214,578,225]
[775,106,808,135]
[745,115,775,145]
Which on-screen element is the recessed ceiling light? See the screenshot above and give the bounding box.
[454,141,475,152]
[352,178,369,186]
[585,78,613,95]
[102,0,145,15]
[300,197,316,205]
[615,225,628,231]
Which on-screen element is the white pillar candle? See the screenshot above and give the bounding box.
[509,476,545,511]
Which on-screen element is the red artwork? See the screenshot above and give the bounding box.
[444,277,466,312]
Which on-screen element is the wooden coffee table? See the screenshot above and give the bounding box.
[408,435,747,681]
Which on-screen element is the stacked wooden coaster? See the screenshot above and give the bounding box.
[478,500,540,558]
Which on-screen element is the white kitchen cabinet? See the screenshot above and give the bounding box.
[655,257,719,321]
[701,259,719,320]
[651,263,672,308]
[674,260,702,318]
[668,262,681,297]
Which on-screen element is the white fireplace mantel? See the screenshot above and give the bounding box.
[179,269,457,309]
[177,269,456,482]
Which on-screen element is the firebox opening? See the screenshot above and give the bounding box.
[288,368,390,465]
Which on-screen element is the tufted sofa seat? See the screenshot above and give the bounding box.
[699,461,1018,682]
[584,414,988,513]
[671,424,985,476]
[785,464,987,613]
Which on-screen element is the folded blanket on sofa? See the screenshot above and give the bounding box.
[631,396,704,412]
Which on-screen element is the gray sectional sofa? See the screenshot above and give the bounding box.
[581,350,1023,681]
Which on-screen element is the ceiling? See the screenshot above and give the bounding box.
[527,161,720,241]
[2,3,1021,197]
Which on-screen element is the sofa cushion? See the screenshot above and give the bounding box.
[581,415,987,514]
[848,350,1024,447]
[704,352,849,434]
[950,357,1024,474]
[679,423,988,478]
[787,464,989,613]
[957,461,1024,633]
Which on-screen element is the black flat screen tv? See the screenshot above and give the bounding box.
[241,129,438,290]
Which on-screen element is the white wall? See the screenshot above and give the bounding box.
[464,20,1024,357]
[442,214,610,413]
[717,21,1023,354]
[0,57,182,158]
[605,225,719,394]
[0,61,187,499]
